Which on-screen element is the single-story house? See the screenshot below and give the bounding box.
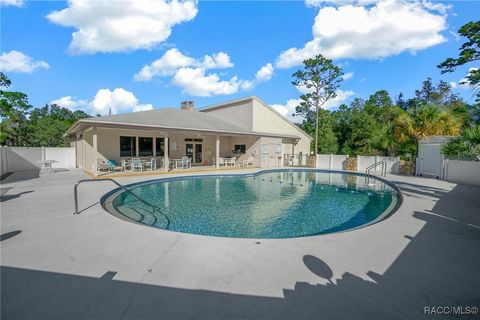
[64,96,312,176]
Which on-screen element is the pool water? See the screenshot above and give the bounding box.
[106,170,400,239]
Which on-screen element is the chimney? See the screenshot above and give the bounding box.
[180,100,195,111]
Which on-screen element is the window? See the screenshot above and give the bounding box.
[139,137,153,157]
[275,144,282,155]
[233,144,246,154]
[120,136,136,157]
[156,138,165,157]
[184,138,203,142]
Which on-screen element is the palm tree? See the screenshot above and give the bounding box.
[395,105,462,156]
[442,126,480,160]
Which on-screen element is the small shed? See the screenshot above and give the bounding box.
[416,136,450,178]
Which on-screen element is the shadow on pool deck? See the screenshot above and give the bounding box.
[0,190,34,202]
[1,184,479,319]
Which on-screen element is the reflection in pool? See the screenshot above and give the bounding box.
[103,170,401,239]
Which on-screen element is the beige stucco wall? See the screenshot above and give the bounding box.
[201,98,311,158]
[201,101,253,130]
[76,128,94,172]
[251,99,311,156]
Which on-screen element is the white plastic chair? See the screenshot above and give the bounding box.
[131,158,143,172]
[181,156,191,169]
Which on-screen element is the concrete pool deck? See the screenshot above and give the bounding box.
[1,168,479,319]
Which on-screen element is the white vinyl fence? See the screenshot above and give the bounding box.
[442,160,480,187]
[357,156,400,174]
[316,154,348,170]
[0,146,75,175]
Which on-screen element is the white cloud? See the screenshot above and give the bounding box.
[458,67,479,89]
[0,50,50,73]
[449,81,458,89]
[276,0,447,68]
[92,88,146,114]
[172,67,240,97]
[271,99,302,122]
[0,0,24,7]
[132,104,154,112]
[271,89,354,122]
[134,48,233,81]
[47,0,198,54]
[305,0,377,7]
[323,89,355,109]
[255,63,275,82]
[135,48,274,96]
[51,88,153,115]
[296,83,314,94]
[343,71,354,80]
[241,63,274,91]
[421,1,451,15]
[50,96,89,111]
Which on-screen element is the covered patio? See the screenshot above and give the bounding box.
[64,104,307,177]
[68,124,299,177]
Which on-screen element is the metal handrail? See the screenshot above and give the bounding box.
[74,178,170,228]
[365,160,387,187]
[366,159,387,177]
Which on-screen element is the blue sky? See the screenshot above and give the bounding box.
[1,0,479,119]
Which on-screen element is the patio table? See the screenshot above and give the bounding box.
[170,159,183,170]
[224,158,236,166]
[36,160,58,171]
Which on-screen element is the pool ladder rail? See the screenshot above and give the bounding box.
[73,178,170,228]
[365,159,388,190]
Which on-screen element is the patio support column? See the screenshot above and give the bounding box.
[215,135,220,169]
[164,134,169,172]
[92,127,98,177]
[135,136,139,157]
[153,137,156,159]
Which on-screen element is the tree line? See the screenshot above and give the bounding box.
[0,73,90,147]
[292,21,479,161]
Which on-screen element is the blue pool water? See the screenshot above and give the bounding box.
[106,170,400,239]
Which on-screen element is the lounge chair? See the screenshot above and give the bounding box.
[107,159,123,172]
[97,159,111,172]
[131,158,143,172]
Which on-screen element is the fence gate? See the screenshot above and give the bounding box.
[418,143,444,178]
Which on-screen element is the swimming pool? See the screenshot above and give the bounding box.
[102,169,401,239]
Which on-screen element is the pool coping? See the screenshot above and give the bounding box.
[100,168,404,240]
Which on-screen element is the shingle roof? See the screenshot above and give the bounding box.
[65,107,300,139]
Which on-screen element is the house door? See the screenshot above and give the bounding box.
[261,144,268,168]
[186,143,203,164]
